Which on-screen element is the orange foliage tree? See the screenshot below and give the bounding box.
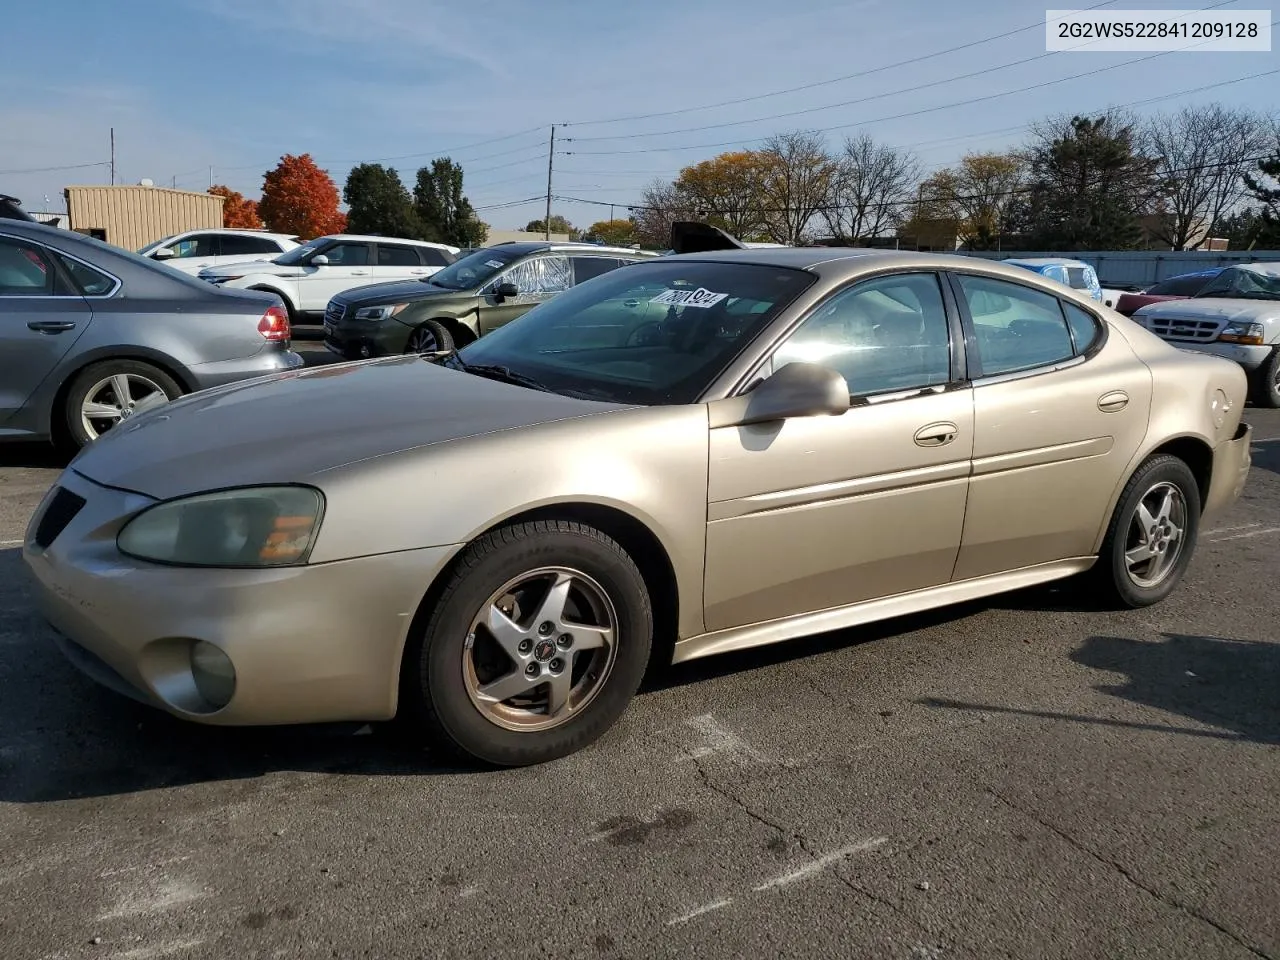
[208,184,263,229]
[258,154,347,239]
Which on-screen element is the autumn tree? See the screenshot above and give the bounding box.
[523,215,576,237]
[584,219,637,245]
[1019,113,1159,250]
[208,185,262,229]
[672,151,770,239]
[821,134,919,243]
[1147,104,1273,249]
[258,154,346,239]
[914,153,1027,250]
[633,180,694,248]
[758,131,839,244]
[413,157,487,247]
[343,163,421,238]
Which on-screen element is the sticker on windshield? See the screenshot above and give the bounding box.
[485,259,505,269]
[649,287,728,309]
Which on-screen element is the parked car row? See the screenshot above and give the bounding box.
[137,228,301,275]
[18,220,1254,769]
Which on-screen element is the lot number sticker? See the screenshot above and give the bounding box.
[650,287,729,308]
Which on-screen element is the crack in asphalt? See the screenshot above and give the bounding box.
[986,788,1277,960]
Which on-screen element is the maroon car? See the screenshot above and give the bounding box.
[1115,268,1225,316]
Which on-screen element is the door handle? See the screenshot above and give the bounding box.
[409,269,426,275]
[914,421,958,447]
[351,270,370,276]
[624,299,640,307]
[27,320,77,333]
[1098,390,1129,413]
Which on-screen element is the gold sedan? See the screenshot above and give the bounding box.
[23,231,1252,766]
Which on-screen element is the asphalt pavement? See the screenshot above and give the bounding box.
[1,360,1278,960]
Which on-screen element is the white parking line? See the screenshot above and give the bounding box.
[1206,522,1262,535]
[666,898,734,926]
[752,837,888,892]
[0,539,22,547]
[1207,526,1280,544]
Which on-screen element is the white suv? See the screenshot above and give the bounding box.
[138,229,300,275]
[198,234,460,322]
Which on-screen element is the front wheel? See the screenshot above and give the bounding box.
[403,520,653,766]
[1093,454,1201,608]
[405,320,454,354]
[1248,348,1280,408]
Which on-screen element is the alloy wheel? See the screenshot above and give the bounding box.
[1123,481,1187,588]
[462,566,619,732]
[80,373,170,440]
[407,326,438,353]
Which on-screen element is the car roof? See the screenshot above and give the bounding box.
[483,241,655,258]
[165,228,298,240]
[1004,257,1091,268]
[1235,261,1280,277]
[317,234,459,249]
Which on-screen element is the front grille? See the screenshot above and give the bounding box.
[33,487,86,548]
[325,301,347,323]
[1144,315,1222,342]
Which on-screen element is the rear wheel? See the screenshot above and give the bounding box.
[1248,348,1280,408]
[62,360,183,448]
[405,320,454,354]
[1093,454,1200,608]
[402,520,653,766]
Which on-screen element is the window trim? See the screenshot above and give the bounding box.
[0,232,122,299]
[732,266,971,404]
[488,253,573,297]
[944,269,1109,387]
[310,240,372,268]
[372,242,425,268]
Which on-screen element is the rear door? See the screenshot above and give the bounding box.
[217,233,286,270]
[946,270,1151,580]
[0,235,95,425]
[374,242,431,282]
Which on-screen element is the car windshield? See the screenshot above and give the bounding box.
[136,235,178,255]
[429,247,520,290]
[450,259,815,405]
[273,239,326,265]
[1194,267,1280,301]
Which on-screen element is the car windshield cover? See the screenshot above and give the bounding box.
[274,240,326,265]
[1194,267,1280,301]
[452,259,815,405]
[429,247,519,290]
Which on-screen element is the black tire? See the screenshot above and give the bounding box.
[405,319,454,354]
[1093,454,1201,608]
[62,359,184,449]
[1248,348,1280,408]
[402,520,653,766]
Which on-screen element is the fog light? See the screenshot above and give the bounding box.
[190,641,236,709]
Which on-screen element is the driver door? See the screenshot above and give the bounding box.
[479,255,572,335]
[299,241,374,311]
[703,271,975,632]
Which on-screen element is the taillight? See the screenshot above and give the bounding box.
[258,304,291,342]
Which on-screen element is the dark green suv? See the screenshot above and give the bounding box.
[322,242,656,358]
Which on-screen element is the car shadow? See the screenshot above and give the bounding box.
[919,631,1280,746]
[0,440,68,470]
[1249,437,1280,477]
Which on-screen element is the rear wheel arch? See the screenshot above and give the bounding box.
[1144,435,1213,511]
[394,502,680,716]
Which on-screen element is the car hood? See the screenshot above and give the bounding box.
[69,356,631,501]
[332,278,468,308]
[199,260,303,279]
[1135,298,1280,322]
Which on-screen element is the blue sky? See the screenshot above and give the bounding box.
[2,0,1276,230]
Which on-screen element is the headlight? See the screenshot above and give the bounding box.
[354,303,408,321]
[117,486,324,567]
[1218,321,1266,346]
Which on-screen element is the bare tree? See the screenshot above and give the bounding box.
[821,134,920,242]
[632,178,694,248]
[1147,104,1275,249]
[758,130,839,244]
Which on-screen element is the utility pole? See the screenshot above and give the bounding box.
[110,127,115,185]
[209,166,213,189]
[544,125,555,240]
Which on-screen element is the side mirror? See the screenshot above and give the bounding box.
[710,362,850,427]
[311,254,330,266]
[153,247,176,260]
[494,280,519,300]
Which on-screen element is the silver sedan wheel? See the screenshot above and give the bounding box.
[80,373,171,440]
[462,566,619,732]
[1124,481,1187,588]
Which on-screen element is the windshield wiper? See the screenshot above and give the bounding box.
[460,362,553,392]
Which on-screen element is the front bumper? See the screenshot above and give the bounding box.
[323,313,413,360]
[1202,421,1253,526]
[22,469,457,726]
[1161,339,1274,371]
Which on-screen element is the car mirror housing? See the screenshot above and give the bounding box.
[710,362,850,428]
[153,247,176,260]
[494,280,519,300]
[311,254,330,266]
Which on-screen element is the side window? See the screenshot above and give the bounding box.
[51,252,115,296]
[317,243,369,266]
[0,238,58,296]
[221,234,279,256]
[956,274,1075,377]
[572,256,623,284]
[420,247,452,267]
[503,255,572,296]
[772,272,952,397]
[377,244,421,267]
[1062,301,1102,354]
[171,234,219,258]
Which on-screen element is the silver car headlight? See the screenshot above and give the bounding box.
[354,303,408,321]
[117,486,324,567]
[1218,321,1266,346]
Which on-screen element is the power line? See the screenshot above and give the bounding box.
[565,23,1278,158]
[562,0,1124,127]
[0,160,111,176]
